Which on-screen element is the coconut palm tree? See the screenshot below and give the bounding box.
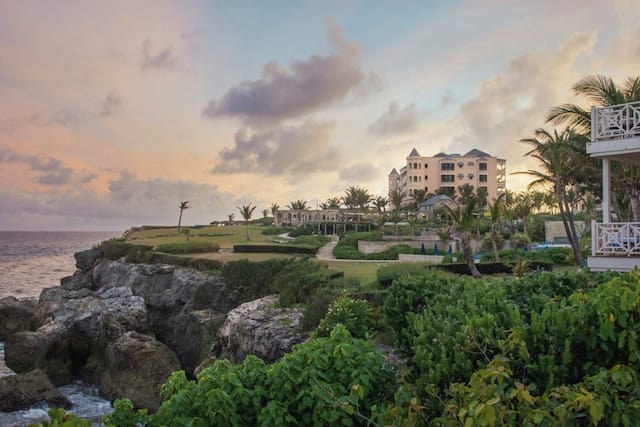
[270,203,280,226]
[227,213,235,222]
[372,196,388,213]
[177,201,190,230]
[388,188,406,213]
[487,193,506,261]
[457,184,475,207]
[443,196,482,278]
[237,203,257,241]
[343,186,372,210]
[516,128,587,266]
[476,187,489,209]
[547,74,640,219]
[320,197,342,210]
[287,200,308,210]
[411,189,429,211]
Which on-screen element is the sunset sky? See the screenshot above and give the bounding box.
[1,0,639,231]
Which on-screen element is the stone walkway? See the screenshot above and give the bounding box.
[316,235,339,260]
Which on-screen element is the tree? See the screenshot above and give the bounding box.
[388,189,406,213]
[372,196,388,213]
[547,74,640,219]
[343,186,372,210]
[476,187,489,209]
[516,128,587,266]
[457,184,475,207]
[487,193,506,261]
[320,197,342,210]
[177,201,190,230]
[262,208,269,219]
[270,203,280,226]
[287,200,308,210]
[443,197,482,278]
[411,189,429,211]
[237,203,257,241]
[227,213,235,222]
[513,192,533,235]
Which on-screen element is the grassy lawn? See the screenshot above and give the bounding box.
[187,252,304,263]
[127,225,271,248]
[320,260,388,286]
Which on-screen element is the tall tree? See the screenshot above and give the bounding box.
[262,208,269,219]
[547,74,640,219]
[487,193,506,261]
[177,201,190,230]
[411,189,429,210]
[443,196,482,278]
[237,203,257,241]
[517,128,587,266]
[372,196,388,213]
[343,186,372,210]
[270,203,280,226]
[227,213,235,222]
[320,197,342,209]
[388,188,406,213]
[287,200,308,210]
[476,187,489,209]
[457,184,475,207]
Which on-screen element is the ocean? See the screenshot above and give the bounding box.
[0,231,119,426]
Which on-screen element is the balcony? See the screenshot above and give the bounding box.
[587,101,640,271]
[587,101,640,161]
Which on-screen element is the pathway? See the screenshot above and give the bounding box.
[316,235,339,260]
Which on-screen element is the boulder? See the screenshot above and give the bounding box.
[75,248,103,272]
[216,295,308,363]
[99,332,180,411]
[0,296,37,340]
[0,369,71,412]
[5,322,72,385]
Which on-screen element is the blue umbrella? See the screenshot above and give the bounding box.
[448,245,452,254]
[421,243,426,254]
[433,243,438,255]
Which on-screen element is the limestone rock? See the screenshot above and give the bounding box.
[0,296,36,340]
[99,331,180,411]
[216,295,308,363]
[0,369,71,412]
[75,248,103,272]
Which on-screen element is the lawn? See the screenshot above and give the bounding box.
[320,260,388,286]
[127,225,271,248]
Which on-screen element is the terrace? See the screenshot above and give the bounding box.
[587,101,640,271]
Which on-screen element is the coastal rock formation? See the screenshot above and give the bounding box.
[2,249,308,411]
[0,369,71,412]
[0,296,36,340]
[99,332,180,411]
[216,295,308,363]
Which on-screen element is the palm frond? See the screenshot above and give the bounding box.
[572,74,625,105]
[545,104,590,130]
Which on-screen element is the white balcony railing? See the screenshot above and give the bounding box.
[592,101,640,142]
[592,222,640,256]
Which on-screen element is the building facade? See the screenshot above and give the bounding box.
[389,148,506,201]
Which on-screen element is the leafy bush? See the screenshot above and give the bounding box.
[30,408,91,427]
[512,232,532,249]
[154,241,220,254]
[290,234,331,248]
[143,251,223,271]
[130,326,395,426]
[99,240,154,262]
[314,297,379,339]
[376,263,429,287]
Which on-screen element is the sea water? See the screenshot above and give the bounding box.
[0,231,118,425]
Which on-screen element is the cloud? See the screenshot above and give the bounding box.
[368,102,420,136]
[338,163,380,183]
[203,22,377,124]
[449,32,598,179]
[141,39,178,70]
[212,120,342,176]
[99,92,122,116]
[0,148,72,185]
[0,108,88,132]
[440,90,455,108]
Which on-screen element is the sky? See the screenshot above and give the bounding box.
[1,0,639,231]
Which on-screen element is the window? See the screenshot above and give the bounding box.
[441,174,455,182]
[441,162,455,171]
[479,163,488,171]
[457,173,464,180]
[438,186,455,197]
[424,163,428,168]
[457,161,464,168]
[479,174,488,182]
[468,173,474,179]
[414,162,418,169]
[468,161,474,166]
[425,175,428,180]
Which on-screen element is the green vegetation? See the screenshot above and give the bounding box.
[154,241,220,254]
[332,231,425,260]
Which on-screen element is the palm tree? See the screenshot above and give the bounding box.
[443,196,482,278]
[476,187,489,209]
[411,189,429,211]
[388,188,406,213]
[547,74,640,219]
[320,197,342,210]
[270,203,280,226]
[372,196,388,213]
[177,201,190,230]
[513,192,533,235]
[262,208,269,219]
[237,203,257,241]
[287,200,308,210]
[343,186,372,210]
[516,128,587,266]
[487,193,506,261]
[457,184,475,207]
[227,213,235,222]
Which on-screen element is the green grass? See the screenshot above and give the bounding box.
[154,241,220,254]
[319,260,388,286]
[127,225,271,248]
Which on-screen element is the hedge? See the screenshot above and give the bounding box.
[143,252,223,271]
[233,244,318,255]
[154,241,220,254]
[434,261,553,275]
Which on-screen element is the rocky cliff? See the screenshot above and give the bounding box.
[0,248,306,411]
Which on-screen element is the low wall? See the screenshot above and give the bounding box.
[358,239,453,254]
[398,254,445,263]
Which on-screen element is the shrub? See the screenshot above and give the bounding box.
[233,244,318,254]
[262,226,295,235]
[99,240,154,262]
[376,263,428,287]
[314,297,379,339]
[143,252,223,271]
[154,241,220,254]
[512,232,531,249]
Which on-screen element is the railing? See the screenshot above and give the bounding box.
[592,101,640,142]
[592,222,640,256]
